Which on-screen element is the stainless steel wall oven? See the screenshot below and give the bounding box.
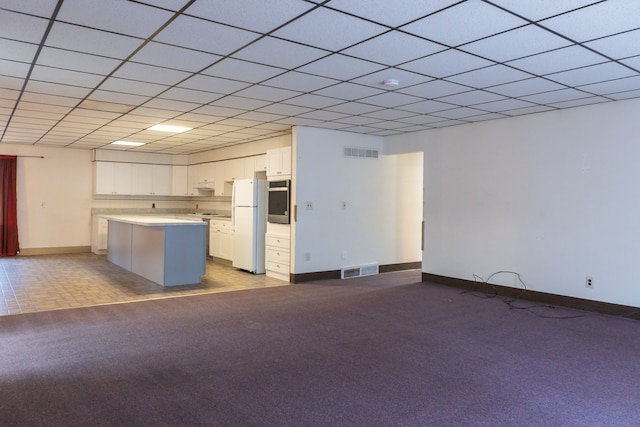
[267,180,290,224]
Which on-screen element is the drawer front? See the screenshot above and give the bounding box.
[267,260,289,274]
[266,234,289,249]
[267,247,289,263]
[211,220,232,230]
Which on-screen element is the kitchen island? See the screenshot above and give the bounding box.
[101,215,207,286]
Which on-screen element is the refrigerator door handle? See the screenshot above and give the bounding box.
[231,182,236,231]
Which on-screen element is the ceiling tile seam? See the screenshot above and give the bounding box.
[483,0,640,77]
[1,0,64,144]
[78,1,343,149]
[41,1,200,148]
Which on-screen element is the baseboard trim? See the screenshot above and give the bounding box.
[290,262,421,284]
[18,246,91,256]
[422,272,640,319]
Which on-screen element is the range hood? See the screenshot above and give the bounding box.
[193,181,214,190]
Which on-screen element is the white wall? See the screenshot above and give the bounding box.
[0,144,93,250]
[385,97,640,308]
[292,126,422,274]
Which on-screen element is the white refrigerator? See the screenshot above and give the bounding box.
[232,179,267,274]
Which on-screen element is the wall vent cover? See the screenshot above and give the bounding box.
[341,263,379,279]
[344,146,379,159]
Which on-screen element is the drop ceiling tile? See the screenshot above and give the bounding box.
[297,54,385,81]
[274,116,323,126]
[112,63,191,86]
[20,91,84,107]
[548,96,610,109]
[213,95,272,111]
[296,110,349,121]
[437,90,506,106]
[397,79,469,99]
[203,58,285,83]
[25,81,93,98]
[191,104,244,118]
[272,7,386,51]
[463,112,508,122]
[185,0,313,33]
[327,0,459,28]
[159,87,224,104]
[341,125,385,134]
[37,47,121,75]
[487,77,566,97]
[0,76,24,91]
[400,49,493,79]
[282,93,344,109]
[313,82,385,101]
[256,103,313,116]
[448,65,532,89]
[89,90,150,106]
[507,45,606,76]
[521,88,592,104]
[0,89,20,102]
[362,109,417,120]
[0,39,38,62]
[325,102,383,115]
[474,98,537,113]
[546,62,636,87]
[334,115,385,126]
[342,31,444,66]
[608,89,640,101]
[350,68,433,90]
[578,75,640,96]
[129,0,192,11]
[98,77,168,97]
[142,98,200,113]
[155,15,259,56]
[178,74,251,94]
[585,29,640,60]
[398,99,455,114]
[542,1,640,42]
[130,42,222,73]
[174,113,224,124]
[233,111,287,122]
[1,0,60,17]
[489,0,601,21]
[30,66,105,88]
[130,106,184,119]
[14,109,65,121]
[0,10,49,44]
[57,0,174,38]
[402,1,527,46]
[233,37,327,70]
[233,85,301,102]
[262,71,338,92]
[46,23,142,58]
[16,101,72,115]
[430,106,485,119]
[460,25,572,62]
[359,91,423,108]
[0,59,31,78]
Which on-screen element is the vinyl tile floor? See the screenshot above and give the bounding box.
[0,253,288,316]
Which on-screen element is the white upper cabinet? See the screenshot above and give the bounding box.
[171,165,188,196]
[224,158,245,182]
[254,154,267,175]
[94,162,132,195]
[266,147,291,178]
[131,164,172,196]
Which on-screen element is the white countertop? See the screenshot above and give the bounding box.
[100,215,207,227]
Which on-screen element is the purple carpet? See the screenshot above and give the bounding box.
[1,270,638,426]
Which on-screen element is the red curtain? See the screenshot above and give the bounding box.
[0,155,19,256]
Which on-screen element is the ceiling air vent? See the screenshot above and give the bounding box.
[344,146,379,159]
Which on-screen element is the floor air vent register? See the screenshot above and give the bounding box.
[341,264,379,279]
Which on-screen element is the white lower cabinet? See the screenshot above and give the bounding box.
[209,220,233,261]
[265,233,290,281]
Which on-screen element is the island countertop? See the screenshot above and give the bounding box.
[99,214,206,227]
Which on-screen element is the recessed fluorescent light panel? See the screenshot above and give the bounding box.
[111,140,146,147]
[147,125,193,133]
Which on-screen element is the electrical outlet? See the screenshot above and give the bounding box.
[305,252,311,261]
[585,276,594,288]
[305,201,313,210]
[341,201,347,210]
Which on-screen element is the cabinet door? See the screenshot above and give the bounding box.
[152,165,172,196]
[112,163,132,195]
[131,164,153,195]
[224,158,245,182]
[254,154,267,175]
[219,231,233,260]
[187,164,201,196]
[95,162,115,194]
[280,147,292,176]
[172,165,188,196]
[267,147,291,177]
